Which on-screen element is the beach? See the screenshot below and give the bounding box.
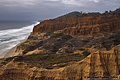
[3,38,27,58]
[3,46,16,58]
[0,21,40,59]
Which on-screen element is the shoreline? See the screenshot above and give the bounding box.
[0,21,40,59]
[3,39,27,59]
[3,46,17,58]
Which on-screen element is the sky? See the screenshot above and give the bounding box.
[0,0,120,20]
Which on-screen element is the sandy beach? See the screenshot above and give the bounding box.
[0,47,16,59]
[2,39,27,58]
[3,46,17,58]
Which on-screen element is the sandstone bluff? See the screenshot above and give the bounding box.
[0,8,120,80]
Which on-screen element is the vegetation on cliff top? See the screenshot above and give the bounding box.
[13,53,83,69]
[57,8,120,18]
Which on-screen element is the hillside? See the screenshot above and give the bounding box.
[0,8,120,80]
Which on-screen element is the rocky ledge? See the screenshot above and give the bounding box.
[0,8,120,80]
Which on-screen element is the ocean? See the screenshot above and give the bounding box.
[0,21,40,58]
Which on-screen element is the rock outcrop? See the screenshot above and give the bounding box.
[0,9,120,80]
[32,16,120,36]
[0,45,120,80]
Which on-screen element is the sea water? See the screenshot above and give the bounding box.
[0,21,40,58]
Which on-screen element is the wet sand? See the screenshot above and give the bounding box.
[3,39,27,58]
[3,46,17,58]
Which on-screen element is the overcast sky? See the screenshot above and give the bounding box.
[0,0,120,20]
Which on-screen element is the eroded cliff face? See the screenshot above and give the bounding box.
[62,45,120,80]
[0,45,120,80]
[32,16,120,36]
[1,13,120,80]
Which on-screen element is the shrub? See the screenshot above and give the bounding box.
[61,35,72,40]
[44,32,53,37]
[82,40,88,43]
[51,33,63,38]
[65,50,73,53]
[79,48,85,51]
[14,52,84,69]
[82,51,91,57]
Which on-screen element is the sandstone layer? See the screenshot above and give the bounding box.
[33,16,120,36]
[0,45,120,80]
[0,9,120,80]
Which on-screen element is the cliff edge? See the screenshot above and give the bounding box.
[0,8,120,80]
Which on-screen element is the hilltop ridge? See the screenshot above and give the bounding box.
[57,8,120,18]
[0,8,120,80]
[32,8,120,36]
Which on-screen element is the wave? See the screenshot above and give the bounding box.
[0,21,40,57]
[0,22,39,36]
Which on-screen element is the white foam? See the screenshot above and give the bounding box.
[0,21,40,58]
[0,22,39,36]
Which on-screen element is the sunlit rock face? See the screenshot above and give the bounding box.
[0,10,120,80]
[33,16,120,36]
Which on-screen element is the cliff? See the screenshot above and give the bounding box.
[0,9,120,80]
[32,8,120,36]
[0,45,120,80]
[32,16,120,36]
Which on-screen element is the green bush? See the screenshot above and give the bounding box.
[65,50,73,53]
[51,33,63,38]
[44,32,53,37]
[79,48,85,51]
[82,51,91,57]
[61,35,72,40]
[82,40,88,43]
[14,52,84,69]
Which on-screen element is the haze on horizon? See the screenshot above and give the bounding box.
[0,0,120,20]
